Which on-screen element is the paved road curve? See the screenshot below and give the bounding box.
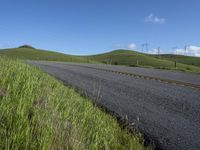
[29,61,200,150]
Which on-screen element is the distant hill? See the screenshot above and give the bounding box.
[0,47,91,63]
[152,54,200,67]
[0,47,200,73]
[88,49,200,73]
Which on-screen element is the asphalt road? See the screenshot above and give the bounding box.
[29,61,200,150]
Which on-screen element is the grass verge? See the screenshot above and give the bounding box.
[0,57,146,150]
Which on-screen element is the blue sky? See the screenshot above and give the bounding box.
[0,0,200,56]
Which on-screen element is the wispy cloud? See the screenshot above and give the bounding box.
[174,45,200,57]
[114,43,137,50]
[147,49,160,54]
[128,43,137,49]
[144,13,166,24]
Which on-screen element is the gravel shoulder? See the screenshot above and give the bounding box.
[28,61,200,150]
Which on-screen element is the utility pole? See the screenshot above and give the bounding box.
[157,47,160,58]
[172,46,178,68]
[184,45,188,56]
[110,55,112,65]
[135,47,139,66]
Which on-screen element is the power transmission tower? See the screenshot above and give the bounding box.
[157,47,161,58]
[141,43,149,53]
[172,47,178,51]
[141,44,145,52]
[172,47,178,55]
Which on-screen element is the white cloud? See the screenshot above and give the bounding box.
[147,49,159,54]
[128,43,137,49]
[114,43,137,50]
[174,45,200,57]
[147,48,165,55]
[144,13,166,24]
[174,48,185,55]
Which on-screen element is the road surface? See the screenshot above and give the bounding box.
[28,61,200,150]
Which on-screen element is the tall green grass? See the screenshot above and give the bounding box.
[0,57,146,150]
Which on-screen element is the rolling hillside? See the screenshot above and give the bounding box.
[0,46,200,73]
[0,46,91,63]
[88,50,200,73]
[152,54,200,67]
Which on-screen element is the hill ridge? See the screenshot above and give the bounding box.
[0,47,200,73]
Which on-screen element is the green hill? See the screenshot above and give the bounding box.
[88,50,200,73]
[0,46,91,63]
[152,54,200,67]
[0,47,200,73]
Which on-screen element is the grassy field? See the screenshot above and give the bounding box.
[89,50,200,73]
[152,54,200,67]
[0,47,95,63]
[1,46,200,73]
[0,57,146,150]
